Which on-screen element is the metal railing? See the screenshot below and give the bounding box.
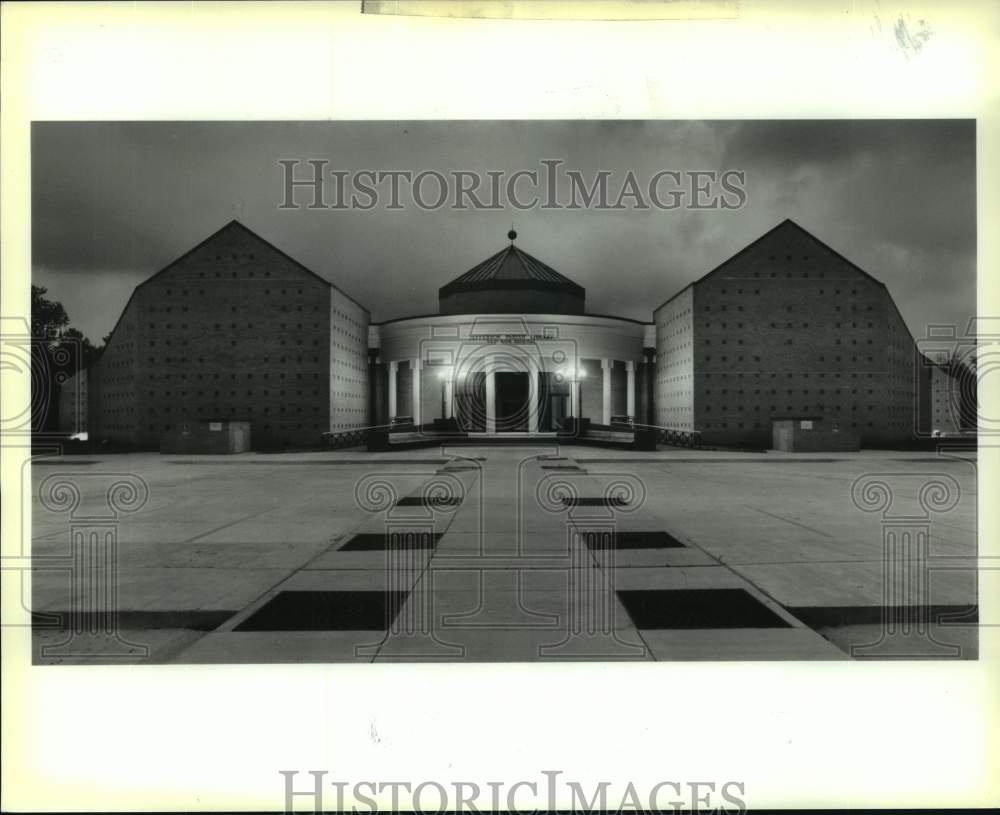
[323,423,702,451]
[635,425,703,448]
[322,428,370,449]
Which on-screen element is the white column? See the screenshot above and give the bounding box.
[626,360,636,420]
[485,367,496,433]
[411,358,421,426]
[601,359,612,425]
[528,370,539,434]
[388,361,398,420]
[443,377,453,419]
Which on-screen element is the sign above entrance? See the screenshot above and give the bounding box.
[468,333,546,344]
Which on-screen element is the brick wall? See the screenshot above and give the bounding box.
[89,297,140,444]
[84,221,370,450]
[688,221,919,447]
[653,286,694,430]
[930,364,962,433]
[132,223,333,449]
[329,287,370,431]
[885,301,919,442]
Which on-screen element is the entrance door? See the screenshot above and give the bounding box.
[455,372,487,432]
[495,372,529,432]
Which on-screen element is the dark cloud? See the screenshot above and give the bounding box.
[721,119,971,171]
[31,121,975,343]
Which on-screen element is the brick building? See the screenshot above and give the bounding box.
[654,219,930,447]
[61,218,957,450]
[65,221,370,449]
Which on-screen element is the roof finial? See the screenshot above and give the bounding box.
[507,222,517,243]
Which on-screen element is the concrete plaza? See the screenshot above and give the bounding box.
[28,445,978,663]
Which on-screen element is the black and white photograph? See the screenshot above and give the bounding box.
[3,2,998,813]
[28,118,978,664]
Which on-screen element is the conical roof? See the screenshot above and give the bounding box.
[440,243,585,297]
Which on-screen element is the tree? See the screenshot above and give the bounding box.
[60,327,104,369]
[30,285,102,432]
[31,285,69,344]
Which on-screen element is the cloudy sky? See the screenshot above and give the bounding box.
[32,120,975,342]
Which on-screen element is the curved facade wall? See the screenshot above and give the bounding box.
[373,313,647,429]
